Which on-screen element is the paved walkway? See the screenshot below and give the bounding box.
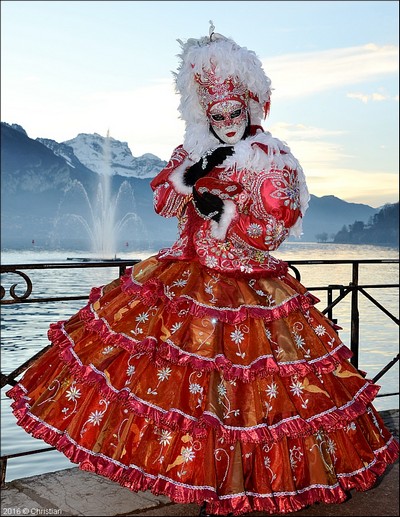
[2,410,398,517]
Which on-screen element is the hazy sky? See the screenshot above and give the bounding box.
[1,0,399,207]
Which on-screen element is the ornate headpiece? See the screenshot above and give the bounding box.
[174,21,272,159]
[194,66,250,115]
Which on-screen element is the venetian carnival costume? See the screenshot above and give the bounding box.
[7,24,398,517]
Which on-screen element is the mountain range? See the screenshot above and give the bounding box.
[1,122,380,251]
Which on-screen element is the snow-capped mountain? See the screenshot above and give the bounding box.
[36,137,94,173]
[63,133,166,178]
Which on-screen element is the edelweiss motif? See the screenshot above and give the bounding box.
[309,430,336,474]
[264,380,278,420]
[188,371,204,409]
[61,381,81,419]
[269,167,300,211]
[292,322,311,358]
[314,324,327,337]
[230,324,249,359]
[171,270,190,288]
[130,306,157,336]
[289,376,309,408]
[217,380,240,420]
[171,322,182,334]
[166,434,202,479]
[80,399,110,436]
[147,367,172,396]
[247,223,263,238]
[125,352,145,386]
[153,427,173,464]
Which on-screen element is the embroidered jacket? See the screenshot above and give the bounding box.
[150,127,309,276]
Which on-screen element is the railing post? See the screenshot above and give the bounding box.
[1,458,7,488]
[350,262,360,369]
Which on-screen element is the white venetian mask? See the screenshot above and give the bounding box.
[208,100,248,145]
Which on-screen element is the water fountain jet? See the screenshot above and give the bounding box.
[51,131,149,259]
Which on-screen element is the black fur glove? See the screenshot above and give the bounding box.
[183,146,234,187]
[192,187,224,222]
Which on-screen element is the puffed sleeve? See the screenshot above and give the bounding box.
[207,140,308,250]
[150,146,194,218]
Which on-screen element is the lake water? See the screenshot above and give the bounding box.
[1,242,399,482]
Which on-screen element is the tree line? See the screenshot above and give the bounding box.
[315,202,399,246]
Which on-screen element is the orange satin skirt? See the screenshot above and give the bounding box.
[7,256,399,515]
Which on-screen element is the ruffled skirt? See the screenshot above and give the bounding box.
[7,256,399,515]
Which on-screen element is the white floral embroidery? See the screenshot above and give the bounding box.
[181,446,196,462]
[205,255,219,269]
[326,437,337,462]
[172,279,187,287]
[290,379,304,397]
[61,381,81,419]
[88,410,104,425]
[130,306,157,336]
[203,274,219,304]
[189,383,202,394]
[310,430,335,474]
[157,367,172,381]
[262,443,277,482]
[194,318,217,352]
[171,322,182,333]
[292,322,311,358]
[66,384,81,402]
[367,407,384,437]
[152,427,173,464]
[314,324,327,336]
[266,381,278,399]
[217,380,240,419]
[289,445,304,480]
[264,327,283,357]
[230,324,249,359]
[147,367,172,395]
[247,223,263,238]
[158,429,173,446]
[289,376,308,408]
[230,328,244,344]
[80,399,109,436]
[136,312,149,323]
[126,365,136,377]
[188,372,204,409]
[217,382,227,398]
[102,346,114,355]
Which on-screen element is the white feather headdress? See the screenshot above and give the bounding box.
[173,22,272,161]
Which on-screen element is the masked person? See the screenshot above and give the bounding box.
[7,23,399,517]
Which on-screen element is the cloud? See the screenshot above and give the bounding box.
[346,92,397,103]
[263,44,398,99]
[268,122,351,167]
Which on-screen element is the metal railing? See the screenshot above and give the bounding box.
[1,257,399,485]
